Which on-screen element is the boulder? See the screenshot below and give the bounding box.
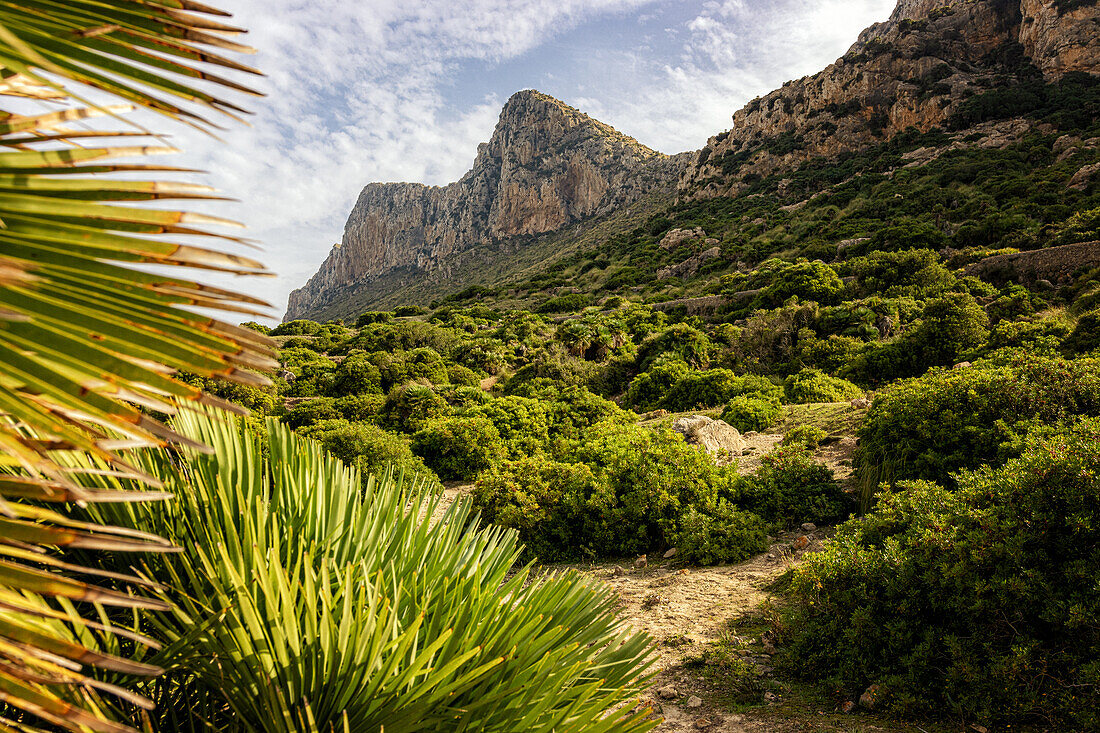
[859,684,883,710]
[1068,161,1100,191]
[659,227,707,250]
[672,415,746,456]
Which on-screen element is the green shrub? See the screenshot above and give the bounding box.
[757,259,844,306]
[625,358,690,411]
[299,419,439,488]
[844,293,989,383]
[354,311,393,327]
[986,318,1071,353]
[546,387,635,440]
[477,422,740,560]
[180,372,278,416]
[721,395,782,432]
[781,424,828,448]
[446,362,482,386]
[473,457,603,562]
[564,422,735,557]
[659,368,745,411]
[781,420,1100,728]
[904,292,989,368]
[505,352,598,393]
[737,445,849,529]
[784,368,863,403]
[846,249,955,298]
[797,334,866,374]
[635,324,712,370]
[284,397,339,429]
[411,416,506,481]
[331,352,383,395]
[854,354,1100,494]
[1064,308,1100,355]
[394,304,426,317]
[671,500,768,566]
[536,293,592,313]
[271,319,322,337]
[866,218,949,253]
[382,384,452,432]
[333,393,384,422]
[466,396,551,458]
[240,320,272,335]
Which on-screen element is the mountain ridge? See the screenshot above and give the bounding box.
[285,89,685,320]
[285,0,1100,322]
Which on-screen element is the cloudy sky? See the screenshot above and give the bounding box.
[148,0,897,322]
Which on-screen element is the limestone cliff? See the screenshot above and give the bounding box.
[678,0,1100,199]
[285,91,684,320]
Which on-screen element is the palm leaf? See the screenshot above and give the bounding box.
[0,1,267,730]
[77,412,660,732]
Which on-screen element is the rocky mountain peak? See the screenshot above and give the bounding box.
[284,93,683,321]
[678,0,1100,200]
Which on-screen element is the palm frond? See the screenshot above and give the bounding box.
[76,412,660,733]
[0,1,267,730]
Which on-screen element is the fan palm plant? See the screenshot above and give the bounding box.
[76,410,659,732]
[0,1,267,730]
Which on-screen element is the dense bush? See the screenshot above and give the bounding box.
[271,319,323,337]
[382,384,452,431]
[845,293,989,383]
[473,456,604,562]
[781,420,1100,728]
[354,310,393,327]
[298,419,439,488]
[855,354,1100,494]
[635,324,712,370]
[626,358,690,410]
[781,424,828,448]
[536,293,592,313]
[569,423,733,555]
[1064,308,1100,355]
[545,386,635,439]
[411,416,506,481]
[784,368,863,403]
[757,259,844,307]
[846,249,955,299]
[671,500,768,566]
[721,394,782,432]
[736,445,849,529]
[284,397,340,428]
[331,352,383,395]
[659,368,758,411]
[465,396,551,458]
[475,422,739,559]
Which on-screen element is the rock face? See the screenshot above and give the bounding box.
[286,90,684,320]
[679,0,1100,199]
[672,415,747,456]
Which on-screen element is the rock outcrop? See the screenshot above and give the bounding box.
[286,91,685,320]
[678,0,1100,199]
[672,415,747,456]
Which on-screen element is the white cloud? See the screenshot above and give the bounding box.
[154,0,664,322]
[571,0,895,155]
